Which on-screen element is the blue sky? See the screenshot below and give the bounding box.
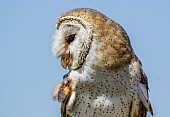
[0,0,170,117]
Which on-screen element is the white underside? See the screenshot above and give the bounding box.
[65,40,149,117]
[67,64,137,117]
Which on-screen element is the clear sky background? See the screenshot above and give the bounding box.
[0,0,170,117]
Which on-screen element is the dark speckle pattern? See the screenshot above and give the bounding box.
[70,64,134,117]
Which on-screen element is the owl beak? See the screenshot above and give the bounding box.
[60,52,72,69]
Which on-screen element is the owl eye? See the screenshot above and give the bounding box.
[66,34,76,44]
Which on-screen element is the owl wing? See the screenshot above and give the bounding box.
[52,78,73,117]
[139,66,153,115]
[130,57,153,117]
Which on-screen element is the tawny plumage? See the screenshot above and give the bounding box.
[53,77,73,117]
[52,8,153,117]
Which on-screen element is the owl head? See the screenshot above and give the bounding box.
[52,8,134,70]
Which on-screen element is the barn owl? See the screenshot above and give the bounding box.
[52,8,153,117]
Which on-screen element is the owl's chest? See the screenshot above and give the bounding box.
[70,69,133,117]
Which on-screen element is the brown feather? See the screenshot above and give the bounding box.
[57,78,73,117]
[129,101,146,117]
